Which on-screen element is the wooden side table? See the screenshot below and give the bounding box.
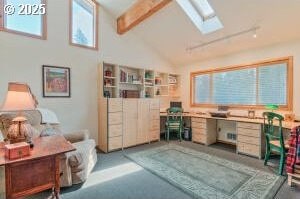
[0,135,75,199]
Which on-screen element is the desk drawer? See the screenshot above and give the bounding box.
[238,135,260,145]
[237,128,260,138]
[192,133,206,144]
[108,136,122,151]
[192,122,206,129]
[193,127,206,135]
[237,122,261,130]
[109,124,122,137]
[238,142,260,157]
[109,112,122,125]
[108,99,122,113]
[191,117,206,124]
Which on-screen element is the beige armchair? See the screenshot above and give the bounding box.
[0,109,97,187]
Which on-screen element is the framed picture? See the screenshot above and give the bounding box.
[42,65,71,97]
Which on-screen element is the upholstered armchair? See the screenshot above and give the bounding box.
[0,109,97,187]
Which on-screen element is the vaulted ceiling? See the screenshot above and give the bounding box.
[98,0,300,66]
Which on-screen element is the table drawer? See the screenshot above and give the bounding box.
[192,133,206,143]
[109,112,122,125]
[108,99,122,113]
[238,135,260,145]
[150,120,160,131]
[191,117,206,124]
[109,124,122,137]
[238,142,260,157]
[193,127,206,135]
[150,110,160,120]
[108,136,122,151]
[7,157,54,195]
[237,128,260,138]
[237,122,261,130]
[150,100,160,110]
[192,122,207,129]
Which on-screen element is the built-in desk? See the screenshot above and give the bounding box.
[160,112,300,159]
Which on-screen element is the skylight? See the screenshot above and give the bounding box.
[176,0,223,34]
[190,0,215,20]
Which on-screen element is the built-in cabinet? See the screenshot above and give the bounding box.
[98,98,160,153]
[98,62,180,152]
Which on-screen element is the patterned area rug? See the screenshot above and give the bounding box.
[126,144,285,199]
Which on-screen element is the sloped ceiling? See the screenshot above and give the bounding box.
[98,0,300,66]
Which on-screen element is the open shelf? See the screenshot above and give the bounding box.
[99,62,181,99]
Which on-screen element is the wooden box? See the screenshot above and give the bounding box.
[5,142,30,160]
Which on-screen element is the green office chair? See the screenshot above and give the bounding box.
[165,107,183,142]
[263,112,289,175]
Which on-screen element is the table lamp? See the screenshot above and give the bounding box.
[1,82,38,144]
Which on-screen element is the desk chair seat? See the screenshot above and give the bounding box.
[269,140,290,149]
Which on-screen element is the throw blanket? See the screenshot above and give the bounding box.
[286,126,300,174]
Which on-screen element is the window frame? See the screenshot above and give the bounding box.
[0,0,47,40]
[69,0,99,50]
[190,57,293,111]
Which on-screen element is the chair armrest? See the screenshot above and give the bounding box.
[63,130,90,143]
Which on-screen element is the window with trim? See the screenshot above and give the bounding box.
[0,0,47,39]
[191,57,293,110]
[70,0,98,50]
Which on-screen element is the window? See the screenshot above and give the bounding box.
[0,0,46,39]
[70,0,98,50]
[176,0,223,34]
[191,57,293,110]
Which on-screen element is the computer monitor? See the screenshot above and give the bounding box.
[170,101,182,108]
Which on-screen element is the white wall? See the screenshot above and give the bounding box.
[0,0,173,142]
[176,39,300,117]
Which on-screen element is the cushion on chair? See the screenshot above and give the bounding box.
[270,140,290,149]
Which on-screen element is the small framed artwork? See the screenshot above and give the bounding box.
[42,65,71,97]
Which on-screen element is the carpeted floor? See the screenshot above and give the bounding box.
[28,141,300,199]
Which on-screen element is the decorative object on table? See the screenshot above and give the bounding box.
[42,65,71,97]
[285,113,295,122]
[126,144,285,199]
[248,109,256,119]
[1,82,38,145]
[265,104,279,112]
[5,142,30,160]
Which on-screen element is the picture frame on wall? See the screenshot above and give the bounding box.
[42,65,71,97]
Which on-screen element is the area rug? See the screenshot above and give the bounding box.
[126,144,285,199]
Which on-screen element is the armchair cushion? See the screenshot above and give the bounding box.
[63,130,89,143]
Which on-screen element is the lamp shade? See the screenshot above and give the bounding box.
[1,82,37,112]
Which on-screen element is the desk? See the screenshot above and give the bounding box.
[160,112,300,159]
[0,135,75,199]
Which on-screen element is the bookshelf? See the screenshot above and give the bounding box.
[99,62,181,100]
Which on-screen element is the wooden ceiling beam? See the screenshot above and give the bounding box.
[117,0,172,35]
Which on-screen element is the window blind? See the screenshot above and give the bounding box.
[193,60,290,108]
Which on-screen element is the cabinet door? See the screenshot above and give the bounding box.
[137,99,150,144]
[123,99,138,147]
